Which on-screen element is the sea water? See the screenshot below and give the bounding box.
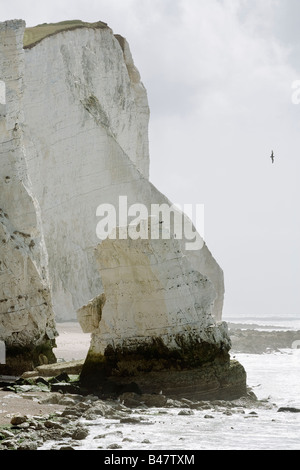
[41,316,300,451]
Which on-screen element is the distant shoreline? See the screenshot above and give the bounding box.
[224,315,299,321]
[227,322,289,330]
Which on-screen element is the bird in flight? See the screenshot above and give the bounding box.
[270,150,275,164]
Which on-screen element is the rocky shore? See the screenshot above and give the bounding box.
[0,369,264,451]
[1,322,299,451]
[229,326,300,354]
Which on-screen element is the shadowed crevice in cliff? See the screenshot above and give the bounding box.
[81,94,111,131]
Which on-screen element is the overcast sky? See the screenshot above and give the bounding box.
[1,0,300,318]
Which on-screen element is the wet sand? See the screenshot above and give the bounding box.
[54,322,90,362]
[0,322,89,427]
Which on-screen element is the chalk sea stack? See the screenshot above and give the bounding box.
[0,20,246,399]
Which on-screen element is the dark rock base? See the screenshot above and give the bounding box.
[80,354,247,401]
[0,340,57,376]
[106,359,247,401]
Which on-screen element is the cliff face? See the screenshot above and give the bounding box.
[19,20,224,324]
[22,22,150,322]
[0,20,243,399]
[0,21,57,373]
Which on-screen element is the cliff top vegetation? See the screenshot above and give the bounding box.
[23,20,108,49]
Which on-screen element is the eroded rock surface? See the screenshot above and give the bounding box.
[79,221,246,399]
[0,20,57,373]
[85,222,228,360]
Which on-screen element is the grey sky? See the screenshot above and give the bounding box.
[1,0,299,318]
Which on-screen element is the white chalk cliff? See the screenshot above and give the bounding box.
[0,20,56,373]
[23,20,224,323]
[0,20,244,399]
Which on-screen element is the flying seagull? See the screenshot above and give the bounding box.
[270,150,275,164]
